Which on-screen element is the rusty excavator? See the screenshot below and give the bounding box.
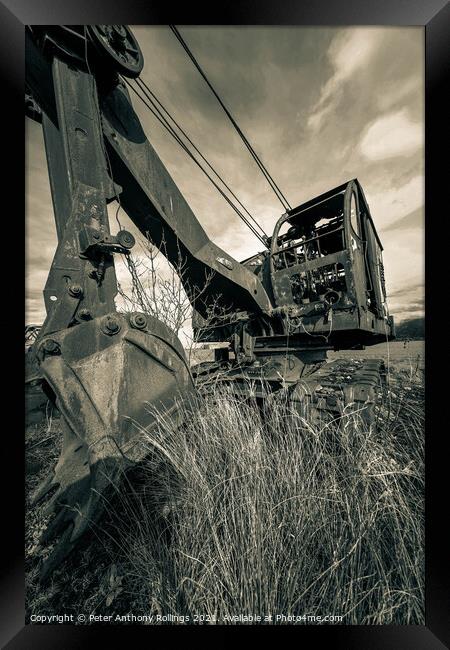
[25,25,394,577]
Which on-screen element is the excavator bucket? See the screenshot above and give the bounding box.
[31,312,196,578]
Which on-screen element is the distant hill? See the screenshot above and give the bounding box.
[395,317,424,340]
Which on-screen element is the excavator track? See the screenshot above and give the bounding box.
[192,356,386,429]
[289,357,386,429]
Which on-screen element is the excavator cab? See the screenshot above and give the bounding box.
[269,179,394,348]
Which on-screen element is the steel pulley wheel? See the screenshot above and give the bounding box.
[86,25,144,78]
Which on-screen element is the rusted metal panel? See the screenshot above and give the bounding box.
[37,60,118,338]
[263,179,394,345]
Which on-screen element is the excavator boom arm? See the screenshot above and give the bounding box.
[26,27,272,321]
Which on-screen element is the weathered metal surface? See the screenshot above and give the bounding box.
[194,179,394,349]
[32,312,196,578]
[193,355,385,430]
[267,179,394,344]
[25,25,396,579]
[290,357,385,428]
[37,58,119,340]
[87,25,144,78]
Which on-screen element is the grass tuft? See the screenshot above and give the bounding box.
[26,364,424,625]
[109,365,424,624]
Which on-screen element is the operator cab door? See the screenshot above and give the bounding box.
[353,183,387,320]
[343,182,367,311]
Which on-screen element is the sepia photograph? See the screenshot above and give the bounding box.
[24,23,425,628]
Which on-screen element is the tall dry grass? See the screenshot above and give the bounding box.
[110,367,424,624]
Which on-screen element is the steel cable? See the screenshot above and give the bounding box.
[124,77,268,247]
[169,25,292,212]
[135,76,268,241]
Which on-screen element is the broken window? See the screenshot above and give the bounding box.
[272,208,345,271]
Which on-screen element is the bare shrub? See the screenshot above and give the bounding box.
[116,235,214,343]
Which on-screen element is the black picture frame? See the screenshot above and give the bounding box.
[2,1,448,647]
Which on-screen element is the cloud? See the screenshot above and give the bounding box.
[382,227,423,301]
[359,109,423,161]
[366,174,423,230]
[377,76,421,112]
[387,281,424,323]
[308,29,383,130]
[382,207,423,232]
[387,281,424,299]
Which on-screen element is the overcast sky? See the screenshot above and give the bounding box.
[26,26,424,325]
